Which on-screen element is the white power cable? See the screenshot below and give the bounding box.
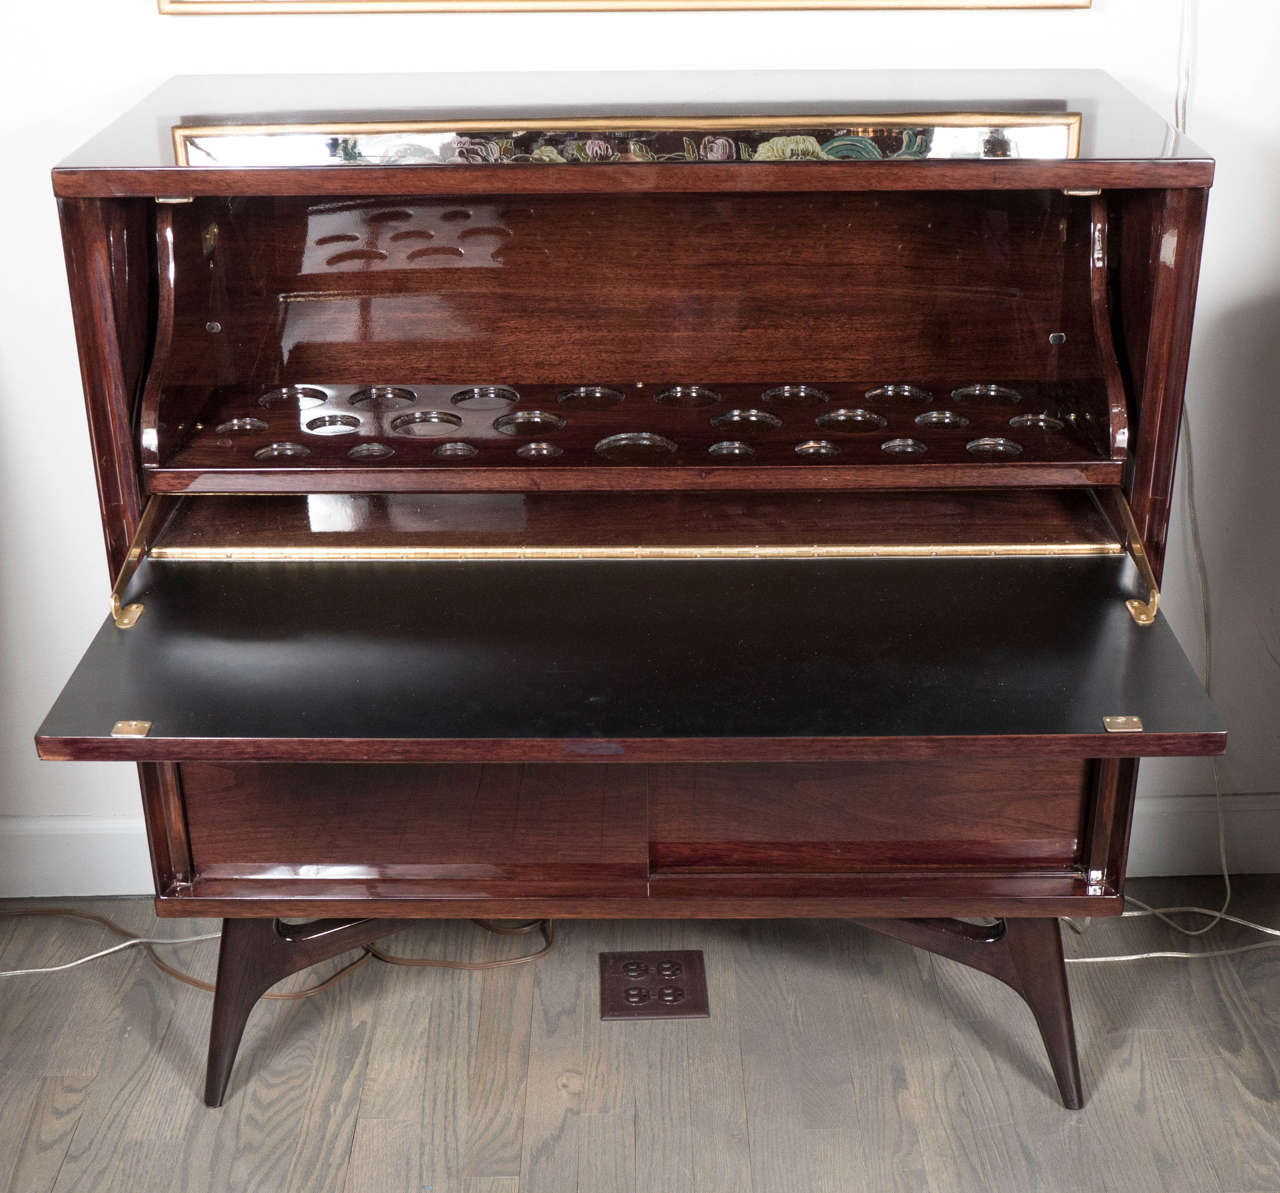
[0,932,221,979]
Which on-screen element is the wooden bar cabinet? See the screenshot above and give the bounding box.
[36,70,1222,1108]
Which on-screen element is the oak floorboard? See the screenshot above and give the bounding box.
[0,879,1277,1193]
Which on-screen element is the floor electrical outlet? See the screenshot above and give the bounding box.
[598,949,711,1021]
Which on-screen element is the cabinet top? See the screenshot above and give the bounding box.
[53,70,1212,197]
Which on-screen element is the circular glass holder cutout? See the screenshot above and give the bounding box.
[516,441,563,459]
[710,408,783,431]
[816,408,887,432]
[594,432,678,464]
[494,410,567,436]
[350,385,418,411]
[258,385,328,410]
[557,386,625,410]
[865,384,932,403]
[1009,412,1065,431]
[881,438,928,455]
[915,409,969,428]
[431,441,479,459]
[707,440,754,458]
[795,439,841,457]
[215,417,268,434]
[305,414,361,436]
[951,383,1023,404]
[451,386,519,411]
[966,436,1023,457]
[390,410,464,437]
[762,385,830,407]
[347,442,394,460]
[656,386,720,408]
[254,441,311,460]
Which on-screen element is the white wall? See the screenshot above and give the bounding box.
[1,0,1276,894]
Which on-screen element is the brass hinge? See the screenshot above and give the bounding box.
[1063,187,1102,197]
[110,497,168,629]
[1103,715,1144,733]
[155,196,194,205]
[111,720,152,737]
[1111,493,1161,626]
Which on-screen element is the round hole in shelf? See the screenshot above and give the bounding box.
[390,410,464,437]
[762,384,830,406]
[215,417,268,434]
[366,208,413,224]
[816,408,887,432]
[350,385,417,410]
[258,385,328,410]
[305,414,361,436]
[451,385,519,411]
[594,432,678,463]
[253,441,310,460]
[656,385,720,408]
[915,409,969,428]
[708,440,754,458]
[865,384,932,403]
[710,408,782,431]
[517,441,563,459]
[432,441,479,459]
[558,386,625,410]
[347,442,394,460]
[795,439,841,457]
[966,436,1023,457]
[951,383,1023,404]
[881,438,928,455]
[1009,412,1065,431]
[494,410,567,436]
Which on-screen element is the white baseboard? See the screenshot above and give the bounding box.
[1126,792,1280,877]
[0,816,152,898]
[1,795,1277,897]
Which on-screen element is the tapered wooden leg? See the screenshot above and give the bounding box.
[857,916,1084,1109]
[205,916,414,1108]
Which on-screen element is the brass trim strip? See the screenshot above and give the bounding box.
[151,541,1123,562]
[110,497,170,629]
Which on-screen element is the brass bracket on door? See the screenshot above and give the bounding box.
[110,497,169,629]
[1104,491,1161,626]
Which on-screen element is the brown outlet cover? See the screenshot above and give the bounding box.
[599,949,710,1020]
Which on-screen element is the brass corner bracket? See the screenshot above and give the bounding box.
[110,497,169,629]
[1111,495,1161,627]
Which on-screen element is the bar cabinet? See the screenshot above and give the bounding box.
[37,71,1222,1108]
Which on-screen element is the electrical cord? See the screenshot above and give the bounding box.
[0,908,556,994]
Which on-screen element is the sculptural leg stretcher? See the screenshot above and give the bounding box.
[205,915,1082,1110]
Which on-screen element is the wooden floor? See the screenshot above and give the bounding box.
[1,877,1278,1193]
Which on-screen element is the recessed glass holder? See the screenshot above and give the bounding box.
[516,441,563,459]
[656,386,720,408]
[952,384,1023,404]
[865,384,932,403]
[558,386,625,410]
[915,410,969,428]
[451,386,519,411]
[816,408,887,432]
[254,441,310,459]
[432,441,479,458]
[881,438,928,455]
[966,436,1024,457]
[390,410,464,437]
[215,417,268,434]
[347,442,394,460]
[1010,412,1065,430]
[711,408,783,431]
[707,440,754,457]
[351,385,418,411]
[258,385,328,410]
[495,410,567,436]
[305,414,361,436]
[795,439,841,457]
[762,385,830,406]
[595,432,678,463]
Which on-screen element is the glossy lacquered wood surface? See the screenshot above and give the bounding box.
[36,554,1222,763]
[155,489,1124,553]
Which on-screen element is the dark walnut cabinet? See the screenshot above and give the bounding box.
[37,71,1222,1109]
